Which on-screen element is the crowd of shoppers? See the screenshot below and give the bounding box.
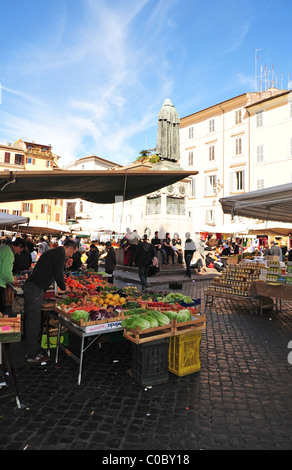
[1,228,291,364]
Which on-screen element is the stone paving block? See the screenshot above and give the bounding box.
[1,278,292,450]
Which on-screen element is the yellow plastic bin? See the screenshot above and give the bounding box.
[168,330,201,376]
[41,332,69,350]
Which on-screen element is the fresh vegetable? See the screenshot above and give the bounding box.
[143,313,159,328]
[122,315,151,330]
[71,310,90,322]
[124,307,149,315]
[177,309,192,323]
[164,310,178,320]
[89,310,102,321]
[123,301,141,309]
[165,293,194,304]
[150,311,170,326]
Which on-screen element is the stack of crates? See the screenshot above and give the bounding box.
[132,338,169,387]
[168,330,201,376]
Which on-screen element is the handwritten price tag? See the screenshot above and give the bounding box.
[1,326,11,331]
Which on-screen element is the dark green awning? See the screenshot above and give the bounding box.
[0,169,197,204]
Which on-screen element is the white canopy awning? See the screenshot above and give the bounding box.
[0,213,29,227]
[197,222,248,235]
[247,221,292,237]
[220,183,292,224]
[18,220,71,235]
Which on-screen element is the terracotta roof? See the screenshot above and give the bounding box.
[245,90,290,108]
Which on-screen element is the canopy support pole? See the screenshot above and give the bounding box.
[119,172,128,236]
[0,171,16,191]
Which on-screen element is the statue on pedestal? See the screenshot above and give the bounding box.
[152,98,183,171]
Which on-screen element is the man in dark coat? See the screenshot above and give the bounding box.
[104,242,116,284]
[86,244,99,271]
[134,235,156,289]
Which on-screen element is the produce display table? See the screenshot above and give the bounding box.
[0,315,22,409]
[204,289,255,315]
[204,287,276,316]
[55,310,124,385]
[51,273,206,385]
[247,281,292,313]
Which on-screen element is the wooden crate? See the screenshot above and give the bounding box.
[123,315,206,344]
[226,256,239,265]
[55,307,127,328]
[0,314,21,335]
[4,285,15,307]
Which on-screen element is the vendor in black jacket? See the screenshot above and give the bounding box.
[134,235,156,289]
[86,244,99,271]
[23,240,77,363]
[104,241,116,284]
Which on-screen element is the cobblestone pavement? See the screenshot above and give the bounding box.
[1,278,292,450]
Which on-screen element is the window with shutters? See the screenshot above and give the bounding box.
[230,169,245,192]
[4,152,10,164]
[0,209,9,214]
[190,178,196,197]
[41,204,51,215]
[204,174,217,196]
[55,212,61,222]
[209,119,215,133]
[188,127,194,139]
[188,151,193,166]
[235,109,242,124]
[23,203,32,212]
[257,179,264,190]
[209,145,215,161]
[256,111,263,128]
[13,210,22,216]
[256,144,264,162]
[235,138,242,155]
[15,154,24,165]
[205,209,215,224]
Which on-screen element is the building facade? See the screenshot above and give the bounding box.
[64,156,191,240]
[179,88,292,232]
[0,139,65,224]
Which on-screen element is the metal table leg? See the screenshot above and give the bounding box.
[0,343,21,409]
[78,336,85,386]
[55,321,61,365]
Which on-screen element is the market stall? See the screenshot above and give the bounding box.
[52,273,205,385]
[247,260,292,313]
[204,258,275,315]
[204,252,292,315]
[218,183,292,313]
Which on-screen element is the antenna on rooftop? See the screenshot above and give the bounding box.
[255,50,287,92]
[288,73,292,90]
[255,48,263,91]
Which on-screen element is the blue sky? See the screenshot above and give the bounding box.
[0,0,291,166]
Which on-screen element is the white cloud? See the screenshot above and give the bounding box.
[228,21,250,53]
[235,73,255,90]
[0,0,182,166]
